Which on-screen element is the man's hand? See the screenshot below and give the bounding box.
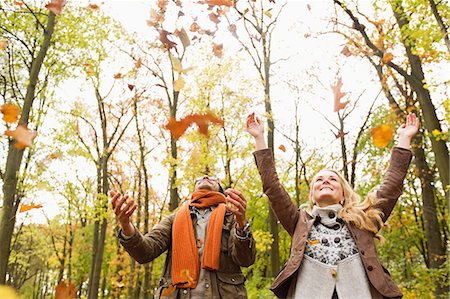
[224,188,248,230]
[110,191,137,237]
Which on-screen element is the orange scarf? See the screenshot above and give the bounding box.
[172,189,227,289]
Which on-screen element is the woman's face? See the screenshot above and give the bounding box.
[311,170,344,207]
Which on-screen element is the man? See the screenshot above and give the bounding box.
[111,175,256,298]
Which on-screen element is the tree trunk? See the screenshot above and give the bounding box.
[428,0,450,54]
[0,11,56,284]
[390,0,449,203]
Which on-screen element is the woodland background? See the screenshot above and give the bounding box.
[0,0,449,298]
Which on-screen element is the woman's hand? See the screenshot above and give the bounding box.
[246,112,264,138]
[246,112,268,150]
[397,113,419,149]
[110,191,137,236]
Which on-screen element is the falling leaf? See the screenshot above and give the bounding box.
[158,29,177,49]
[1,103,20,124]
[190,22,201,32]
[0,285,19,299]
[49,152,61,159]
[13,0,24,8]
[341,45,352,57]
[161,284,177,296]
[0,40,7,51]
[135,57,142,69]
[5,125,37,149]
[306,3,311,10]
[278,145,286,152]
[173,76,185,91]
[175,28,190,49]
[333,130,349,139]
[19,203,43,213]
[165,112,224,139]
[331,77,349,112]
[209,12,220,24]
[169,53,182,73]
[87,3,100,10]
[127,84,135,91]
[264,9,273,18]
[55,280,77,299]
[228,24,237,37]
[381,52,393,64]
[45,0,67,15]
[212,43,223,58]
[304,33,311,38]
[371,125,394,148]
[113,73,123,79]
[205,0,234,7]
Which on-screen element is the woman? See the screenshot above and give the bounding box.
[246,112,419,299]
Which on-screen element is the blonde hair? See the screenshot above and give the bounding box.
[308,169,385,240]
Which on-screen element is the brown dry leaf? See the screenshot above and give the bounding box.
[55,280,77,299]
[381,52,393,64]
[205,0,234,6]
[228,24,237,37]
[334,130,349,139]
[127,84,135,91]
[304,33,311,38]
[87,3,100,10]
[341,45,352,57]
[173,76,185,91]
[190,22,201,32]
[0,40,7,51]
[158,29,177,49]
[212,43,223,58]
[331,77,349,112]
[278,145,286,152]
[5,125,37,149]
[371,125,394,148]
[113,73,123,79]
[19,203,43,213]
[161,284,177,296]
[165,113,224,140]
[135,57,142,69]
[45,0,67,15]
[157,0,168,10]
[1,103,21,124]
[209,12,220,24]
[175,28,190,49]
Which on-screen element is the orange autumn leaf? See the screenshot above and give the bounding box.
[1,103,20,124]
[87,3,100,10]
[334,130,349,139]
[135,57,142,69]
[165,113,224,140]
[5,125,37,149]
[278,145,286,152]
[205,0,234,6]
[13,0,24,8]
[190,22,201,32]
[371,125,394,148]
[0,40,8,51]
[45,0,67,15]
[161,284,177,296]
[55,280,77,299]
[158,29,177,50]
[212,43,223,58]
[113,73,123,79]
[381,52,393,64]
[331,77,349,112]
[19,203,43,213]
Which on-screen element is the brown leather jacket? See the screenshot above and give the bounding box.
[253,147,412,298]
[119,209,256,298]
